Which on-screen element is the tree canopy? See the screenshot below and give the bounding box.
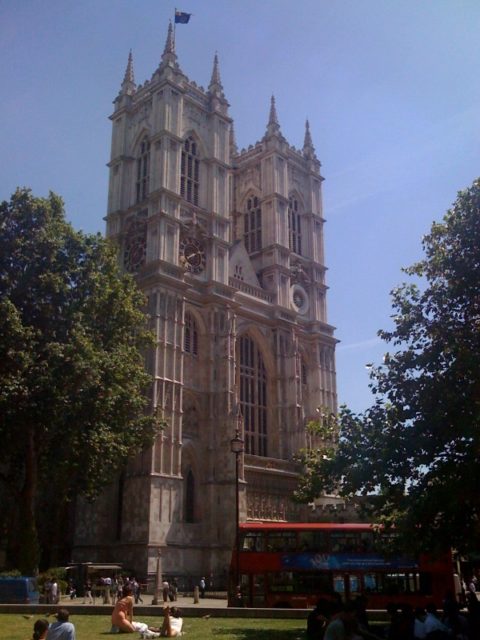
[296,178,480,555]
[0,189,158,572]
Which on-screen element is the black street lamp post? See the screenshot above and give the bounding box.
[230,425,244,592]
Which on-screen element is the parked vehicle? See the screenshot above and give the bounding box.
[0,577,40,604]
[229,522,456,609]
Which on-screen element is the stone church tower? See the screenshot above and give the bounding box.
[73,25,337,588]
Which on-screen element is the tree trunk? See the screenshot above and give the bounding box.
[18,425,40,574]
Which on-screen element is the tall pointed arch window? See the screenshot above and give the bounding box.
[185,469,195,523]
[239,335,268,456]
[244,196,262,254]
[184,312,198,356]
[181,136,200,205]
[300,356,308,387]
[288,195,302,255]
[136,137,150,203]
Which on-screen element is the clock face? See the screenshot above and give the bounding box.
[124,218,147,272]
[180,237,206,274]
[290,284,309,315]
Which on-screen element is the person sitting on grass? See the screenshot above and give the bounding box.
[46,609,75,640]
[111,585,158,634]
[139,607,184,639]
[159,607,183,637]
[29,619,49,640]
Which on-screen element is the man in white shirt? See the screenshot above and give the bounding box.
[50,580,58,604]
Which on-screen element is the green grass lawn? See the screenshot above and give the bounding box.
[0,614,306,640]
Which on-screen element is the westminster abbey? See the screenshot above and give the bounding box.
[73,24,338,588]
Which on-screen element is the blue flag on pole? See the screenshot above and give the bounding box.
[175,10,191,24]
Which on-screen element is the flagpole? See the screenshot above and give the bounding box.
[173,8,176,47]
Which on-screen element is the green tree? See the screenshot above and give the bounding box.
[0,189,158,572]
[296,178,480,554]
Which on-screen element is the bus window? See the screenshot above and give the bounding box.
[333,574,345,596]
[359,531,374,552]
[331,532,361,552]
[364,573,381,593]
[269,572,294,592]
[241,532,265,552]
[298,530,328,552]
[384,572,416,595]
[295,572,332,594]
[419,572,432,595]
[407,573,420,593]
[267,532,297,552]
[348,574,361,598]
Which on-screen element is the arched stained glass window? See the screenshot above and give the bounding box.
[301,357,308,387]
[185,469,195,523]
[239,335,267,456]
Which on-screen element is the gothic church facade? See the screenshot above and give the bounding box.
[73,25,337,587]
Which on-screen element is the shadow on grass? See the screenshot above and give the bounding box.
[212,627,305,640]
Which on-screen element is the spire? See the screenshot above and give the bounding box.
[164,21,175,56]
[265,95,282,138]
[208,52,223,94]
[230,121,238,156]
[161,21,177,67]
[303,119,316,159]
[120,50,136,96]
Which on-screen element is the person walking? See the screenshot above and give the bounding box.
[133,578,143,604]
[83,579,94,605]
[162,579,169,603]
[111,576,119,604]
[169,578,178,602]
[50,580,58,605]
[44,579,52,605]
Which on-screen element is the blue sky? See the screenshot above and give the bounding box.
[1,0,480,413]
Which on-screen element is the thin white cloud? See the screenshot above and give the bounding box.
[326,103,480,216]
[337,336,382,352]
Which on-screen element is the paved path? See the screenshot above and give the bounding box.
[61,593,228,608]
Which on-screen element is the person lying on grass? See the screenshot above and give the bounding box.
[111,585,183,636]
[139,607,184,638]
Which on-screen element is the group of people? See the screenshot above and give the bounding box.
[307,596,381,640]
[161,578,179,603]
[111,584,183,637]
[307,592,480,639]
[383,599,474,639]
[28,609,75,640]
[43,579,59,605]
[80,574,143,605]
[27,583,182,639]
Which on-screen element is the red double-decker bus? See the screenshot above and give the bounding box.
[228,522,456,608]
